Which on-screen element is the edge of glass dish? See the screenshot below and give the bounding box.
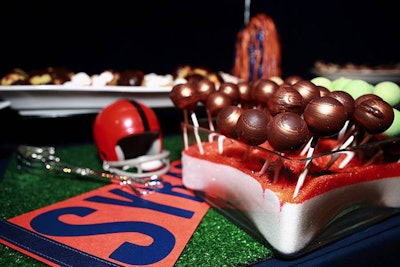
[181,122,400,258]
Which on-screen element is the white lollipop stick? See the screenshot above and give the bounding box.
[259,154,273,176]
[322,134,355,171]
[217,135,226,154]
[337,120,350,141]
[206,109,216,132]
[191,111,204,155]
[300,137,313,156]
[294,136,317,198]
[206,109,217,143]
[182,110,189,150]
[273,157,283,183]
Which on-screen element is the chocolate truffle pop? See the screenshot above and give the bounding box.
[251,79,279,110]
[235,108,270,164]
[216,105,244,153]
[219,82,241,105]
[196,78,217,131]
[206,91,233,141]
[352,99,395,166]
[206,92,233,119]
[326,90,356,141]
[317,85,330,97]
[292,80,321,109]
[284,75,303,85]
[267,85,305,116]
[320,91,356,170]
[331,93,384,149]
[237,81,254,108]
[291,80,322,156]
[294,96,349,198]
[218,82,241,128]
[169,82,204,154]
[217,106,244,139]
[353,97,395,148]
[262,112,310,182]
[345,94,393,148]
[324,95,395,170]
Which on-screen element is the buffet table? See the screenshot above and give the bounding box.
[1,108,400,266]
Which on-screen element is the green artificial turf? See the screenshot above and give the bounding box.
[0,135,274,266]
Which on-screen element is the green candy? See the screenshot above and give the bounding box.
[382,108,400,137]
[342,79,374,99]
[331,77,352,91]
[311,77,332,91]
[373,81,400,107]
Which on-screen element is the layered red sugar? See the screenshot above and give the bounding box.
[181,136,400,255]
[183,138,400,204]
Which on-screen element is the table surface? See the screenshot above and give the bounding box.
[1,107,400,267]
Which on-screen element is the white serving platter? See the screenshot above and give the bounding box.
[0,85,174,117]
[311,68,400,84]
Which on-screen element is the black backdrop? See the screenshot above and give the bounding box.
[1,0,399,79]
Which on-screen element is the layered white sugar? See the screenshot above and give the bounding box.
[182,153,400,255]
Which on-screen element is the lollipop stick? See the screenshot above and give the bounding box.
[273,157,283,183]
[300,137,313,156]
[337,120,350,141]
[294,136,318,198]
[338,150,355,168]
[259,153,273,176]
[322,135,355,171]
[206,109,216,132]
[320,123,357,171]
[207,109,217,143]
[217,135,226,154]
[182,110,189,150]
[335,124,356,149]
[191,111,204,155]
[359,132,373,145]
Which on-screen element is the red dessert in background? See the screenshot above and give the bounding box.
[232,13,281,82]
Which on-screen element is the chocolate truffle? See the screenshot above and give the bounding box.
[266,112,310,153]
[267,86,304,115]
[303,96,348,136]
[216,105,243,138]
[196,78,217,104]
[206,91,233,117]
[353,98,394,134]
[326,91,355,117]
[170,83,199,110]
[219,82,240,105]
[292,80,320,106]
[252,79,279,107]
[118,69,145,86]
[236,109,270,146]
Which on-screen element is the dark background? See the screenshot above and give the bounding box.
[1,0,399,79]
[1,0,399,148]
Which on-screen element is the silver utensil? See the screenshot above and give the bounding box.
[16,145,164,195]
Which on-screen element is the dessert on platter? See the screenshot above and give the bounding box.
[0,65,232,88]
[0,67,169,87]
[169,75,400,256]
[0,66,239,117]
[312,60,400,84]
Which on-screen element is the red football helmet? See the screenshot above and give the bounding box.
[93,99,170,180]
